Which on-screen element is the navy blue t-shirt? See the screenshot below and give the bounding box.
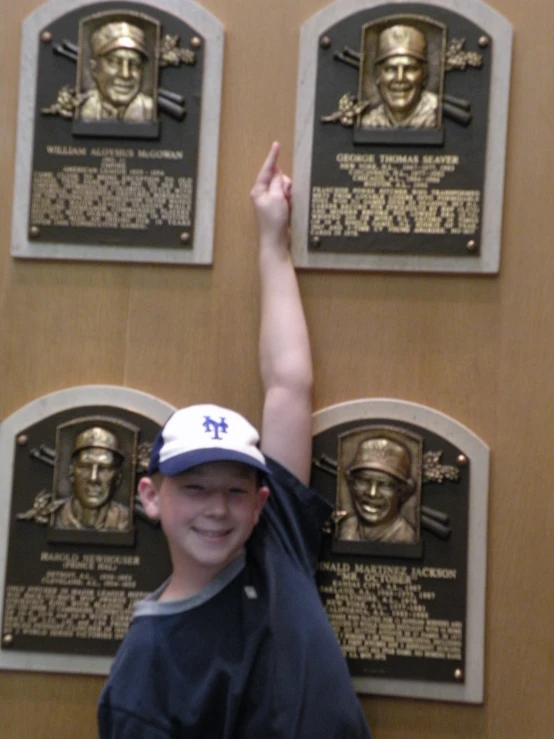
[97,458,372,738]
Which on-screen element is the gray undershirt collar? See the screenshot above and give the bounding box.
[132,552,246,618]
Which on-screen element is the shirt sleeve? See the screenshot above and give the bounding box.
[258,456,333,575]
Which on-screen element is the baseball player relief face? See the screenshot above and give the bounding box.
[348,468,404,526]
[377,54,425,121]
[93,48,144,107]
[72,447,120,510]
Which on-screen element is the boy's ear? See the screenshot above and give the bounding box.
[254,485,270,523]
[137,476,161,520]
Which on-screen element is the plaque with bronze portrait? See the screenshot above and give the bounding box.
[311,399,489,703]
[11,0,224,264]
[291,0,512,273]
[0,389,173,666]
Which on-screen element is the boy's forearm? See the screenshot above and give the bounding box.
[258,233,314,484]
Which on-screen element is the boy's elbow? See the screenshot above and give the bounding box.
[274,368,313,399]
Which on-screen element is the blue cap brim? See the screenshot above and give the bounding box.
[157,447,270,477]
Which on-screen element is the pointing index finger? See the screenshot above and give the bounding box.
[255,141,280,187]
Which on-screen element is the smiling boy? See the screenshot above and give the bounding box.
[97,143,372,738]
[140,409,270,601]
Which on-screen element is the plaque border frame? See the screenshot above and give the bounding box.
[0,385,175,675]
[11,0,224,265]
[291,0,513,274]
[313,398,489,703]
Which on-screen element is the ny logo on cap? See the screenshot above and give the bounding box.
[203,416,229,440]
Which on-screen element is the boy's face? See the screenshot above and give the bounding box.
[149,461,268,581]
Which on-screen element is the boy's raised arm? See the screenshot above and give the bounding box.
[250,142,313,485]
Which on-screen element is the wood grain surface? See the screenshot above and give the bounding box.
[1,0,552,736]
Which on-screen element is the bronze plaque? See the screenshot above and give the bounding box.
[310,399,490,701]
[292,0,512,272]
[12,0,224,263]
[1,404,171,658]
[313,7,488,257]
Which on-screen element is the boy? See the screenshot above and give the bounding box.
[97,143,372,738]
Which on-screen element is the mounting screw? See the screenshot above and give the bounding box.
[466,240,477,252]
[17,434,29,446]
[41,31,52,44]
[457,454,468,466]
[30,226,40,238]
[2,634,14,647]
[320,36,332,49]
[454,668,463,680]
[478,36,489,48]
[311,236,321,248]
[180,232,190,245]
[191,36,202,49]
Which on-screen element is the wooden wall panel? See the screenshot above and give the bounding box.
[1,0,553,736]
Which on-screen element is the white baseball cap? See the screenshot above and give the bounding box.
[148,404,269,476]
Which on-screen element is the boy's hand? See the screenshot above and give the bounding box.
[250,141,292,243]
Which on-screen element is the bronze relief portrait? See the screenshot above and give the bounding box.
[358,19,445,131]
[14,414,140,546]
[53,425,130,532]
[336,426,423,546]
[45,416,139,543]
[75,11,160,129]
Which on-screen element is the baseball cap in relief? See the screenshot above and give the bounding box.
[148,404,269,476]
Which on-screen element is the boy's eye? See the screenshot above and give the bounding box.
[229,487,247,495]
[183,484,204,494]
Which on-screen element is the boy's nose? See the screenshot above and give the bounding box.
[206,489,229,516]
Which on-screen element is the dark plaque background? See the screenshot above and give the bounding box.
[29,2,204,249]
[1,405,171,657]
[310,3,491,257]
[312,418,469,684]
